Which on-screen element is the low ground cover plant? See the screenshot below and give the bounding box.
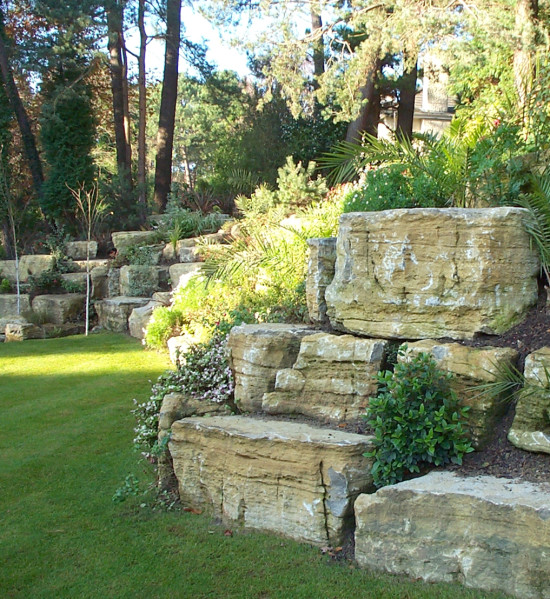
[365,349,474,488]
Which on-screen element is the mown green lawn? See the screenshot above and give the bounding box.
[0,334,506,599]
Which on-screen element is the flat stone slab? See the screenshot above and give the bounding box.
[355,472,550,599]
[72,259,110,273]
[326,208,539,340]
[170,416,374,546]
[227,323,318,412]
[111,230,159,252]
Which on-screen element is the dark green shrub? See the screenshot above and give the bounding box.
[0,278,11,293]
[364,350,473,488]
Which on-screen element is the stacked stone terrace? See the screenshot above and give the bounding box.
[166,207,549,599]
[0,228,227,341]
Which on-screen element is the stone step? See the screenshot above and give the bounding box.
[169,415,374,546]
[0,294,31,318]
[355,472,550,599]
[71,258,110,273]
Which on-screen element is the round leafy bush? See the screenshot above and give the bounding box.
[364,349,473,488]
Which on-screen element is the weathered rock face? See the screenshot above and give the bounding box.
[169,263,202,290]
[152,291,172,306]
[128,300,162,339]
[170,416,374,545]
[403,341,519,448]
[95,296,150,332]
[119,265,167,297]
[227,323,318,412]
[509,348,550,454]
[0,255,55,283]
[355,472,550,599]
[162,239,203,264]
[325,208,539,340]
[90,266,109,299]
[306,238,337,324]
[111,230,159,252]
[65,241,98,260]
[0,315,28,334]
[0,294,31,318]
[31,294,85,325]
[262,333,387,423]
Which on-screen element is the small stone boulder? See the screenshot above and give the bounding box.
[128,300,162,340]
[0,294,31,319]
[263,333,387,423]
[119,265,167,297]
[169,415,375,546]
[95,296,150,333]
[65,241,98,260]
[403,341,519,448]
[111,230,159,252]
[31,294,86,325]
[509,348,550,454]
[355,472,550,599]
[169,263,202,290]
[227,323,318,412]
[5,322,43,341]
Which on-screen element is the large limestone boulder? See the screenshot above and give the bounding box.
[355,472,550,599]
[509,348,550,454]
[0,294,31,318]
[0,255,55,283]
[95,296,150,332]
[227,323,318,412]
[169,262,202,290]
[403,341,519,448]
[128,300,161,339]
[65,241,97,260]
[111,230,159,252]
[306,238,337,324]
[170,415,374,545]
[119,265,168,297]
[31,294,85,325]
[325,208,539,340]
[262,333,387,423]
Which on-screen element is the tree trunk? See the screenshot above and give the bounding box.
[513,0,538,115]
[107,2,133,191]
[153,0,181,212]
[137,0,147,222]
[396,59,418,140]
[345,59,382,143]
[0,11,43,200]
[310,2,324,86]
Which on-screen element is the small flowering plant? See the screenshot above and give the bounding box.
[132,332,235,460]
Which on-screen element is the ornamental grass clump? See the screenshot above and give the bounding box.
[364,349,473,488]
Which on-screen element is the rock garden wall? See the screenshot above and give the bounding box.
[166,207,549,599]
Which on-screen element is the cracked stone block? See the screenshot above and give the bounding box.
[227,323,318,412]
[306,237,337,324]
[262,333,387,423]
[5,322,43,341]
[170,415,375,546]
[326,208,539,340]
[95,296,150,332]
[509,347,550,454]
[403,341,519,448]
[32,294,86,325]
[355,472,550,599]
[0,294,31,319]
